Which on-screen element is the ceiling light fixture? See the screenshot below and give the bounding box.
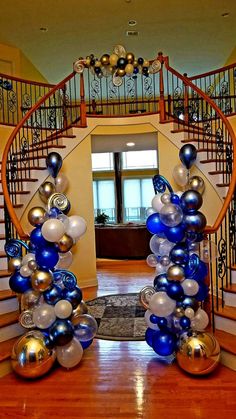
[40,27,48,32]
[128,20,137,26]
[221,12,229,17]
[126,142,135,147]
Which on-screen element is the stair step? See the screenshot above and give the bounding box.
[0,191,30,196]
[214,329,236,355]
[0,337,18,362]
[0,310,19,328]
[181,138,217,144]
[223,284,236,294]
[214,301,236,321]
[197,147,227,153]
[215,183,230,187]
[231,265,236,271]
[200,158,227,163]
[12,144,66,157]
[0,290,15,301]
[208,170,230,175]
[6,178,39,183]
[10,166,46,171]
[0,204,23,210]
[7,155,48,164]
[0,235,5,240]
[0,251,7,258]
[0,271,10,278]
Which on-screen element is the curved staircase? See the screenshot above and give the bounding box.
[1,55,236,370]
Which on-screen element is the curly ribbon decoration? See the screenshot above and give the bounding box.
[47,193,70,213]
[0,79,12,90]
[53,269,77,290]
[152,175,173,194]
[4,239,29,258]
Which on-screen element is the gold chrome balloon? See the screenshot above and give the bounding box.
[174,307,185,318]
[101,54,110,66]
[189,175,205,195]
[8,257,22,272]
[167,265,185,282]
[116,68,126,77]
[28,259,38,271]
[57,233,74,253]
[39,181,55,203]
[176,331,220,375]
[126,52,134,63]
[27,206,47,226]
[125,63,134,74]
[139,286,156,309]
[31,270,53,292]
[109,53,118,67]
[71,301,88,325]
[11,330,56,378]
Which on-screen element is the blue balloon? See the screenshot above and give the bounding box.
[183,211,207,233]
[152,331,176,356]
[171,194,180,205]
[184,253,200,278]
[166,282,184,301]
[156,317,168,330]
[179,144,197,169]
[43,284,62,305]
[180,190,203,213]
[49,319,74,346]
[30,227,48,248]
[153,273,169,291]
[170,243,189,266]
[46,152,62,178]
[35,246,59,270]
[41,330,54,349]
[195,283,209,301]
[62,286,83,309]
[164,224,185,243]
[179,316,191,330]
[145,328,156,347]
[179,296,199,311]
[150,314,159,324]
[146,213,166,235]
[48,207,61,218]
[80,339,93,349]
[192,260,208,283]
[9,271,31,293]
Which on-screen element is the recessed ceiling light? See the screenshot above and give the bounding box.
[128,20,137,26]
[126,142,135,147]
[221,12,229,17]
[40,27,48,32]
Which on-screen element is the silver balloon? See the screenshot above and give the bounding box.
[149,291,176,317]
[161,193,171,204]
[32,303,56,329]
[172,164,189,187]
[189,175,205,195]
[160,203,183,227]
[56,338,83,369]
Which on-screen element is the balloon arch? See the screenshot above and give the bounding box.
[5,145,220,379]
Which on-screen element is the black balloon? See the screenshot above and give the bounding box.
[180,190,203,213]
[183,211,207,233]
[49,319,74,346]
[46,152,62,178]
[117,57,127,69]
[179,144,197,169]
[138,57,144,65]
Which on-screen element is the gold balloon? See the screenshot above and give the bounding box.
[109,53,118,67]
[31,270,53,292]
[101,54,110,66]
[28,206,47,226]
[133,60,138,67]
[126,52,134,63]
[8,257,22,272]
[167,265,185,282]
[174,307,185,318]
[95,60,101,67]
[143,59,150,67]
[39,181,55,203]
[11,330,56,378]
[71,301,89,325]
[116,68,126,77]
[176,331,220,375]
[57,233,74,253]
[189,175,205,195]
[28,259,38,271]
[125,63,134,75]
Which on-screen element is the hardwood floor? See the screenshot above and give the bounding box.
[0,260,236,419]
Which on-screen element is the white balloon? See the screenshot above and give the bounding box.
[151,194,164,212]
[41,218,66,242]
[56,338,83,369]
[146,254,158,267]
[191,308,209,331]
[57,214,69,229]
[56,251,73,269]
[55,300,73,319]
[22,253,35,265]
[146,207,156,217]
[172,164,188,187]
[66,215,87,241]
[160,203,183,227]
[158,239,175,256]
[149,235,165,254]
[55,173,69,193]
[181,279,199,296]
[32,303,56,329]
[155,262,169,275]
[144,309,159,330]
[20,264,33,277]
[149,291,176,317]
[184,307,195,319]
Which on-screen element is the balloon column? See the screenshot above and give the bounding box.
[5,152,98,379]
[73,45,162,87]
[141,144,220,375]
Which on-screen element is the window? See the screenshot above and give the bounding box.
[122,150,157,170]
[92,152,114,171]
[123,178,154,222]
[93,180,116,222]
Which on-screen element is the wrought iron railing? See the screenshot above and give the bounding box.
[0,72,55,126]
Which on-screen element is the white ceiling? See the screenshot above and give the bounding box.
[0,0,236,83]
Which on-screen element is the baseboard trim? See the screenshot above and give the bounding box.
[0,359,12,378]
[79,277,98,289]
[220,349,236,371]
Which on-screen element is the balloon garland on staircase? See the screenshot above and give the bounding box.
[140,144,221,375]
[5,152,98,378]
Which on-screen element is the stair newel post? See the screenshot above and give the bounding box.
[183,73,189,125]
[79,72,87,127]
[158,52,166,122]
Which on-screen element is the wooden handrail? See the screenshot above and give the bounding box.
[0,71,55,88]
[1,71,77,239]
[160,54,236,233]
[190,61,236,81]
